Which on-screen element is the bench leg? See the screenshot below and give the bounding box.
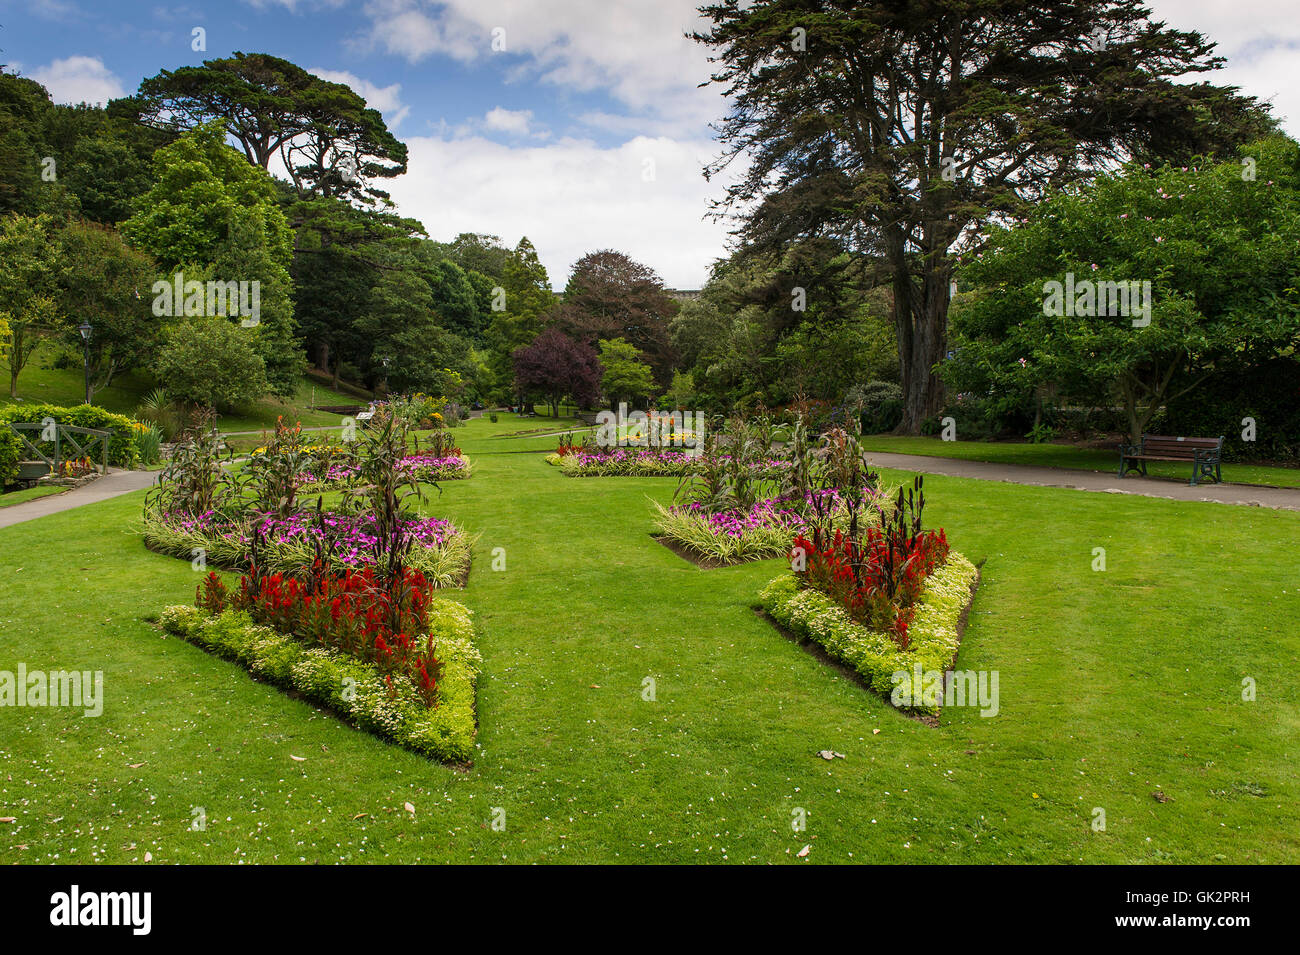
[1189,461,1198,487]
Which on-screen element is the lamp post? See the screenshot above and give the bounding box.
[78,322,92,405]
[380,355,391,397]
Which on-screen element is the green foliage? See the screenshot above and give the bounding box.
[598,338,656,405]
[848,380,904,434]
[0,213,63,397]
[0,425,20,485]
[152,317,271,411]
[123,122,300,395]
[159,603,479,762]
[954,137,1300,441]
[0,402,142,467]
[759,554,979,716]
[56,220,160,398]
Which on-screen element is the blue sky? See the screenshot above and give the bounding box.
[4,0,1299,288]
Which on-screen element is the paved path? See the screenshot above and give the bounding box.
[863,450,1300,511]
[0,468,158,530]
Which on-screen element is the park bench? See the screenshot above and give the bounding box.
[1118,434,1223,486]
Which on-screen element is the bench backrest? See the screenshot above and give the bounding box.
[1141,434,1222,458]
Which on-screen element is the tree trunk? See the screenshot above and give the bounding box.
[895,267,951,434]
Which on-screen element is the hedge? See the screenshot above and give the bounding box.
[0,403,141,469]
[159,601,481,762]
[758,554,979,716]
[0,427,20,485]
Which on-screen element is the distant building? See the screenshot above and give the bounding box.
[666,289,702,302]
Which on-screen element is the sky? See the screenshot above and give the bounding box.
[3,0,1299,289]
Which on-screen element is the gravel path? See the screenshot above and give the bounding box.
[863,450,1300,511]
[0,468,158,529]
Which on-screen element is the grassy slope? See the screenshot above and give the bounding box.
[1,413,1296,863]
[862,435,1300,489]
[1,342,366,433]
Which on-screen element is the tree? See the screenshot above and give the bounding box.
[952,137,1300,443]
[549,250,676,385]
[0,213,62,397]
[356,266,471,397]
[57,220,159,399]
[121,52,406,207]
[598,338,657,406]
[694,0,1275,431]
[122,122,301,395]
[152,317,270,411]
[513,327,601,418]
[482,236,557,399]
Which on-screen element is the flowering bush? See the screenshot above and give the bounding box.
[652,486,892,564]
[560,447,790,478]
[759,554,979,716]
[791,476,949,649]
[198,563,446,707]
[142,508,472,587]
[302,453,470,488]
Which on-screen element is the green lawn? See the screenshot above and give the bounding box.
[2,342,370,433]
[861,435,1300,488]
[1,412,1296,863]
[0,484,66,508]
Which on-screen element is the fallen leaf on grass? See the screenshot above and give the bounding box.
[797,845,811,858]
[0,817,15,823]
[144,851,153,862]
[290,755,306,762]
[128,763,145,769]
[817,750,845,760]
[404,802,416,815]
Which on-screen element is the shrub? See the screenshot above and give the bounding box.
[847,380,904,434]
[0,402,142,468]
[152,317,270,411]
[759,554,979,716]
[159,602,480,762]
[0,426,20,485]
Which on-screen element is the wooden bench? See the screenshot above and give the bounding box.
[1118,434,1223,486]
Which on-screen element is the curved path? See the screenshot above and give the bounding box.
[862,450,1300,511]
[0,467,158,529]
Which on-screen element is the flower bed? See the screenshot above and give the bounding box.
[651,486,894,564]
[759,554,979,716]
[160,584,480,762]
[142,509,472,587]
[302,453,471,489]
[558,447,791,478]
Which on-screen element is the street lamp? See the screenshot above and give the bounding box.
[78,322,92,405]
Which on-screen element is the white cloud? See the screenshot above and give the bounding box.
[29,56,125,107]
[386,132,739,290]
[358,0,721,137]
[483,107,536,136]
[1146,0,1300,136]
[309,67,411,128]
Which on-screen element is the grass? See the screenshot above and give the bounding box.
[0,484,67,508]
[1,411,1297,863]
[861,434,1300,488]
[2,341,370,433]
